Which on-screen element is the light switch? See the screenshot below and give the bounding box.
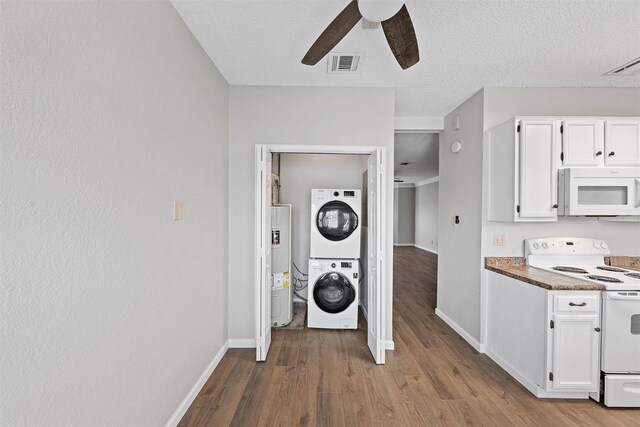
[173,201,183,221]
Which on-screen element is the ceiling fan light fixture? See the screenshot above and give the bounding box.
[358,0,404,22]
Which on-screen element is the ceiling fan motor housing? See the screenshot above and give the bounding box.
[358,0,405,22]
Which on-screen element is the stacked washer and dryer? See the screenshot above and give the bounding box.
[307,189,361,329]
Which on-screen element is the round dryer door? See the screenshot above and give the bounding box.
[313,272,356,314]
[316,201,358,242]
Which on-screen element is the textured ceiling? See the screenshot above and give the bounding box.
[171,0,640,117]
[394,133,439,183]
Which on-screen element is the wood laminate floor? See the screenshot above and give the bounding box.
[179,247,640,426]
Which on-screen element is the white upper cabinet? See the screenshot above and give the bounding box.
[604,119,640,166]
[561,120,604,167]
[487,116,639,222]
[518,120,558,220]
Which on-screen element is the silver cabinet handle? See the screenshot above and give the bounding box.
[569,302,587,307]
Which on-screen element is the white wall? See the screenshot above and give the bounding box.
[437,89,485,343]
[279,153,368,300]
[415,181,439,252]
[393,187,416,245]
[0,1,229,425]
[228,86,395,344]
[482,87,640,257]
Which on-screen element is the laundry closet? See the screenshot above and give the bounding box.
[270,152,370,331]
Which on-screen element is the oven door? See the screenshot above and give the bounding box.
[560,168,640,216]
[602,291,640,373]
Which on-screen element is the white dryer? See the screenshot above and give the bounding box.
[310,189,361,259]
[307,259,359,329]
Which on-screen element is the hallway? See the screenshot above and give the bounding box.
[179,247,640,426]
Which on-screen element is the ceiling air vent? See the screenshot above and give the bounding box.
[328,53,364,73]
[604,57,640,76]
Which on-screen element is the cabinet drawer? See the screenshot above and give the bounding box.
[553,294,599,314]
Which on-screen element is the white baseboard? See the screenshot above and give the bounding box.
[165,340,229,427]
[485,348,588,399]
[385,340,395,350]
[435,308,485,353]
[393,243,414,247]
[413,244,438,255]
[228,339,256,348]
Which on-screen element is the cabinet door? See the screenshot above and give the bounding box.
[562,120,604,166]
[518,120,558,220]
[549,315,599,392]
[605,120,640,166]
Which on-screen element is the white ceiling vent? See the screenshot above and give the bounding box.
[604,57,640,76]
[327,53,364,73]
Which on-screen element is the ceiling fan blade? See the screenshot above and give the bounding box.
[302,1,362,66]
[381,4,419,69]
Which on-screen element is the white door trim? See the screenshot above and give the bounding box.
[254,144,388,363]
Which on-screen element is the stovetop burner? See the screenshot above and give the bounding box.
[586,275,624,283]
[552,266,589,274]
[625,272,640,279]
[597,266,628,273]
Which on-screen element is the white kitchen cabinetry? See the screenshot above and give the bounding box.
[486,271,601,398]
[487,118,559,222]
[561,120,604,167]
[604,119,640,166]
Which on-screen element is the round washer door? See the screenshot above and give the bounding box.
[313,272,356,314]
[316,201,358,242]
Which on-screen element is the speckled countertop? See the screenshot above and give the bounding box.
[485,256,640,291]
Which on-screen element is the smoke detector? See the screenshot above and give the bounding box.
[327,53,364,73]
[604,57,640,76]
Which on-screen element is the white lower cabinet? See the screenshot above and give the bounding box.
[487,271,601,398]
[548,314,600,392]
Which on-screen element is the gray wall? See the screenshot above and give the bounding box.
[437,89,485,342]
[415,181,439,252]
[393,187,416,244]
[279,154,368,301]
[1,1,229,425]
[228,86,395,344]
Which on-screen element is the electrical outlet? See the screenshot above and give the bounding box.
[494,234,505,246]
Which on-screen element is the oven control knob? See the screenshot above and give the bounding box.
[541,242,548,249]
[533,243,540,249]
[601,242,608,250]
[593,242,600,249]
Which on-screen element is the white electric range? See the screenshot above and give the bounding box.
[525,237,640,407]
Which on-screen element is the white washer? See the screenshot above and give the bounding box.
[307,259,359,329]
[310,189,361,259]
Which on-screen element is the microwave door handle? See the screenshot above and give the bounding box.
[635,179,640,208]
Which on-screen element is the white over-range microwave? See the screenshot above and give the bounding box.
[558,167,640,216]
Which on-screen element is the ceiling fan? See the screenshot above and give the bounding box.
[302,0,419,70]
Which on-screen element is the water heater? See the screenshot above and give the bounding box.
[271,205,292,327]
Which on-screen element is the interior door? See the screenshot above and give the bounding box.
[255,146,272,361]
[367,148,385,364]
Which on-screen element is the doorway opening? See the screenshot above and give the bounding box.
[255,145,388,365]
[392,132,440,309]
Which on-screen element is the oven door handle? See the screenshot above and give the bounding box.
[608,293,640,301]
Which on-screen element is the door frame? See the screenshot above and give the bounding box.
[255,144,388,362]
